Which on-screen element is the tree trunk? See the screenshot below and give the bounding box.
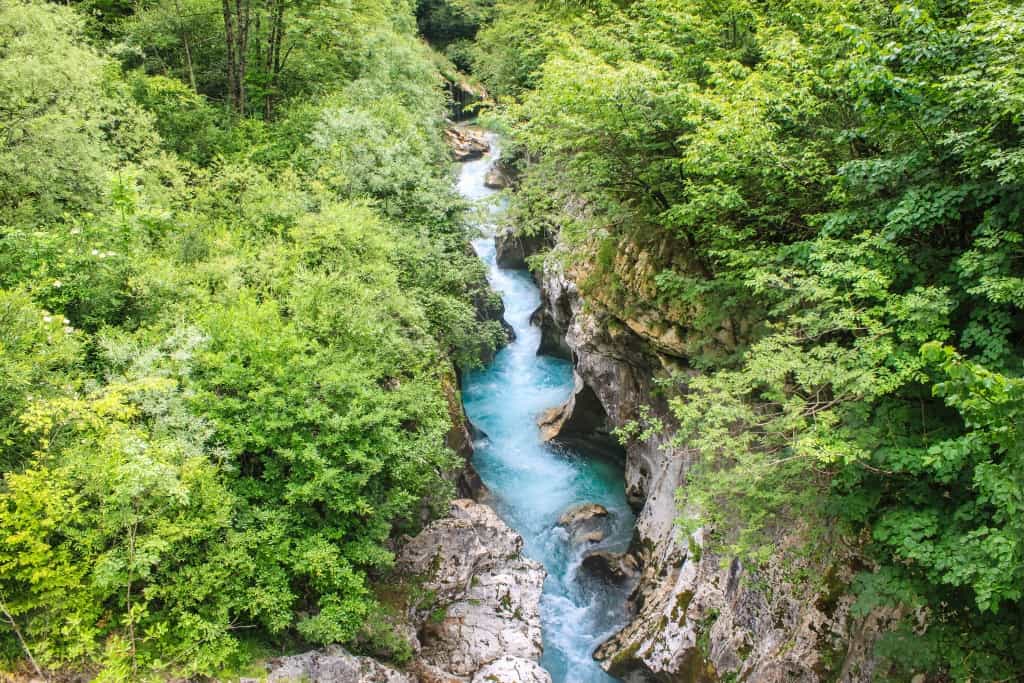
[175,0,197,92]
[264,0,285,120]
[222,0,251,114]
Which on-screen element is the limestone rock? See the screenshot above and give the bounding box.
[265,646,413,683]
[414,662,464,683]
[580,550,639,585]
[484,164,511,189]
[556,503,609,546]
[535,372,616,454]
[446,126,489,161]
[530,262,575,360]
[398,499,546,679]
[494,228,548,270]
[471,656,552,683]
[532,240,890,683]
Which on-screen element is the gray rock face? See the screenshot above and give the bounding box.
[398,499,547,681]
[579,549,639,585]
[265,646,414,683]
[267,501,549,683]
[471,657,552,683]
[529,260,575,360]
[556,503,609,546]
[532,251,887,683]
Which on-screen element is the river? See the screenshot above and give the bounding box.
[456,131,634,683]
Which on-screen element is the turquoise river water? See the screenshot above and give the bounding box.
[457,134,634,683]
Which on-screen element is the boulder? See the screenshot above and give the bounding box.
[580,550,639,585]
[471,656,552,683]
[556,503,609,546]
[265,646,413,683]
[446,126,490,161]
[398,499,546,679]
[484,164,511,189]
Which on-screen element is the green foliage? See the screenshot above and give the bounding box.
[0,0,497,678]
[0,376,242,676]
[477,0,1024,677]
[0,0,156,227]
[0,291,81,471]
[417,0,495,51]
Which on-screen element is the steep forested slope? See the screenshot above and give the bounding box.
[459,0,1024,679]
[0,0,502,678]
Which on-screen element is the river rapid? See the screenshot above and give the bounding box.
[456,131,634,683]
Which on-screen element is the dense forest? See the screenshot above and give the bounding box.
[0,0,504,678]
[1,0,1022,680]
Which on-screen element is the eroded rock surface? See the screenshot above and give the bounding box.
[471,656,552,683]
[446,126,490,161]
[494,228,547,270]
[398,499,547,681]
[264,646,414,683]
[556,502,609,546]
[484,164,512,189]
[579,549,639,585]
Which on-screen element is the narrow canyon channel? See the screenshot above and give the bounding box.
[456,131,636,683]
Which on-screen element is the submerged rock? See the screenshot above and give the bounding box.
[265,646,413,683]
[398,499,546,680]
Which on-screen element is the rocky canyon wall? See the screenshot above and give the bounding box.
[526,237,891,683]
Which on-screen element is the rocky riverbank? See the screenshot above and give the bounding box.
[260,501,549,683]
[528,238,893,683]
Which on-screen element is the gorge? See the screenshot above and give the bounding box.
[2,1,1022,680]
[458,132,636,683]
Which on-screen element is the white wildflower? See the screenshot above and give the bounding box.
[53,280,62,288]
[43,315,53,323]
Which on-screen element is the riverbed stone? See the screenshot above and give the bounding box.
[265,646,413,683]
[397,499,546,679]
[446,126,489,161]
[580,550,639,585]
[484,165,511,189]
[471,656,552,683]
[556,503,609,546]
